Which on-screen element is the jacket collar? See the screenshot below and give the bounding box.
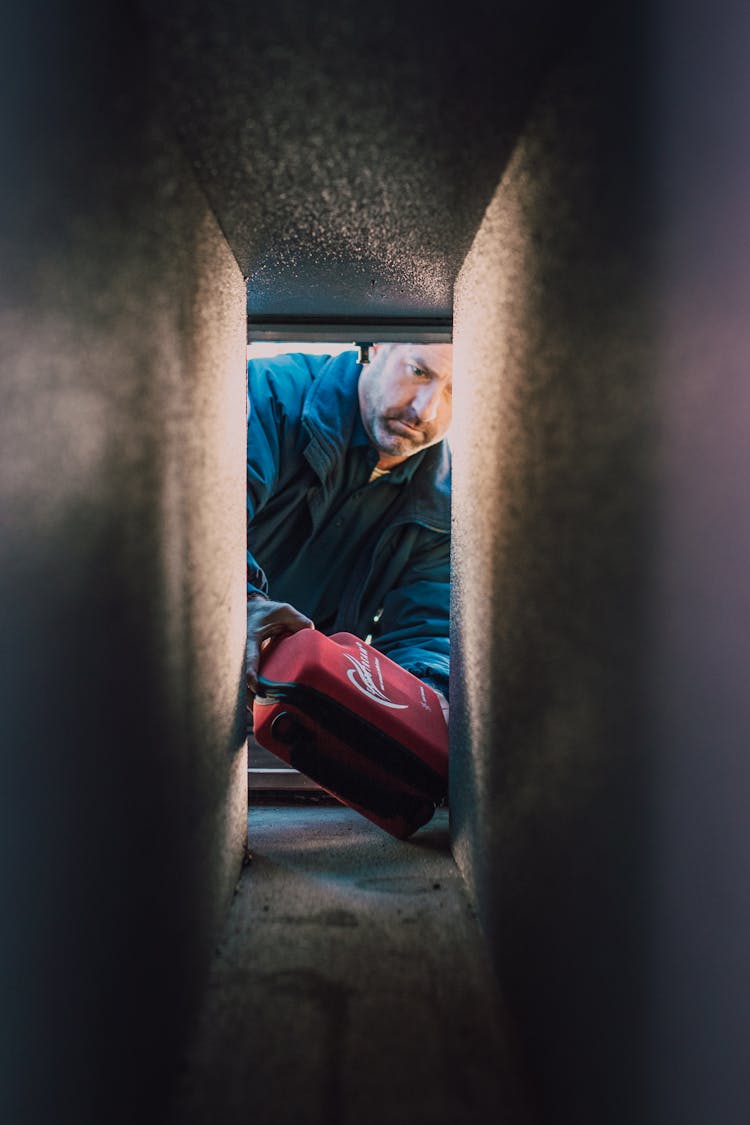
[301,350,451,533]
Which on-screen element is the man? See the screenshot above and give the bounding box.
[246,342,453,713]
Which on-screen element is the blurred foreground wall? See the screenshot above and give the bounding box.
[451,5,750,1123]
[0,6,247,1122]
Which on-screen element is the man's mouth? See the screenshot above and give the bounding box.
[388,418,423,439]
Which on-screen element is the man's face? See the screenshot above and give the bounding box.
[357,343,453,467]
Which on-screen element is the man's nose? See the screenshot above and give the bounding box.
[413,383,441,422]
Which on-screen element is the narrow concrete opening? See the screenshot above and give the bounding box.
[7,5,750,1125]
[168,330,516,1124]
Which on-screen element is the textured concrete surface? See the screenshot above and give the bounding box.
[451,18,654,1125]
[171,806,529,1125]
[451,6,750,1125]
[149,0,594,322]
[1,8,248,1121]
[6,4,750,1125]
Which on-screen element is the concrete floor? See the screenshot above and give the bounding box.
[170,803,530,1125]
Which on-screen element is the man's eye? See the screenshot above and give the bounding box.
[407,364,429,378]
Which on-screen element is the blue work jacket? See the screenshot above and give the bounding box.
[247,350,451,695]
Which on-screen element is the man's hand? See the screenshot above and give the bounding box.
[246,598,313,695]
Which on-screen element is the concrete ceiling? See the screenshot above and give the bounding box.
[151,1,590,331]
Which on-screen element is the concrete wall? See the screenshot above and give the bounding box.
[451,5,750,1123]
[1,7,248,1122]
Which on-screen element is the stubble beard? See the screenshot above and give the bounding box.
[375,415,426,457]
[360,367,432,457]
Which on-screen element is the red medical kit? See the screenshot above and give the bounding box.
[253,630,448,839]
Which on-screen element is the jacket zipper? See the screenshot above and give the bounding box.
[337,513,449,629]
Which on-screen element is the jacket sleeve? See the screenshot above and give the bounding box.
[371,530,451,698]
[246,357,311,599]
